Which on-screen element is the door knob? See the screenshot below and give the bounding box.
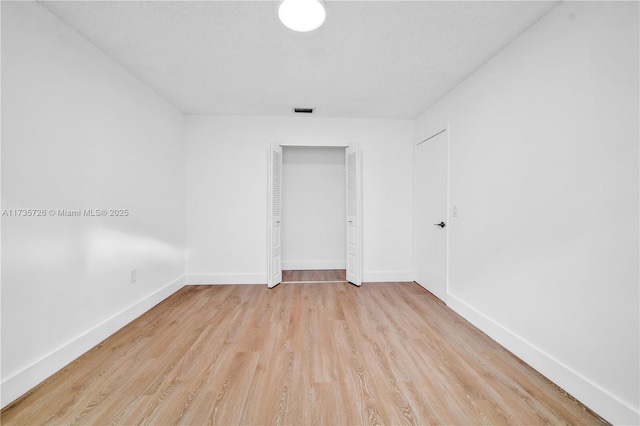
[433,222,446,228]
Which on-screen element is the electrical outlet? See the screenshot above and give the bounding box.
[130,269,137,283]
[452,205,458,217]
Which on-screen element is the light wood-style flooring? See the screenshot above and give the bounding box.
[282,269,346,283]
[1,282,608,425]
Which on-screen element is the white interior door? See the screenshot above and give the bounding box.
[268,145,283,288]
[414,130,448,300]
[345,145,362,286]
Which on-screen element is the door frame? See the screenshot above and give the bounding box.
[267,142,360,287]
[413,124,450,301]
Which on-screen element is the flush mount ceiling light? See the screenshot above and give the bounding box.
[278,0,326,32]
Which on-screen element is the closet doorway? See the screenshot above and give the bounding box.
[268,144,361,288]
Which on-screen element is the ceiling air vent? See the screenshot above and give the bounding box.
[293,107,314,114]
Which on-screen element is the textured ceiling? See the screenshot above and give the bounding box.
[39,1,559,119]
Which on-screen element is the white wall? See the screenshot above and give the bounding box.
[415,2,639,424]
[282,147,345,270]
[185,116,413,284]
[1,2,186,408]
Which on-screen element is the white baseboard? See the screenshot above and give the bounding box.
[1,275,186,409]
[362,270,414,282]
[186,273,267,284]
[281,260,346,270]
[446,292,639,425]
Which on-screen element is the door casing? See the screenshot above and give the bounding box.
[267,143,362,287]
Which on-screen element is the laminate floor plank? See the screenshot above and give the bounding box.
[308,383,334,425]
[2,282,608,425]
[285,350,312,425]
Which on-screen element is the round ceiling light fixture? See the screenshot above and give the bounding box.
[278,0,326,32]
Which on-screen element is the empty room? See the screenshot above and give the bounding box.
[1,0,638,425]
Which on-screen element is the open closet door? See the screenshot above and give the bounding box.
[345,145,362,286]
[268,144,283,288]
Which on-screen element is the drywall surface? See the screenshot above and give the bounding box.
[282,147,346,270]
[415,2,639,424]
[1,2,186,407]
[185,116,414,283]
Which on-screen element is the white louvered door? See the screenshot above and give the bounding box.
[268,145,283,288]
[345,145,362,286]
